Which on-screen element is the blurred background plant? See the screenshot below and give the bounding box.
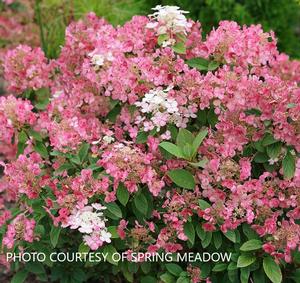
[1,0,300,58]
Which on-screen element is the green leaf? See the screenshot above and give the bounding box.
[254,152,269,163]
[78,242,90,254]
[186,57,209,71]
[223,230,237,243]
[136,131,149,144]
[198,199,211,210]
[159,142,184,158]
[240,239,262,251]
[202,231,212,248]
[166,263,183,276]
[172,42,186,54]
[240,267,250,283]
[141,276,157,283]
[263,257,282,283]
[242,224,259,240]
[27,128,43,141]
[267,142,281,159]
[134,192,148,215]
[212,263,228,272]
[160,273,175,283]
[117,184,129,206]
[189,159,208,168]
[103,245,118,265]
[196,225,206,241]
[107,226,119,238]
[11,269,29,283]
[182,144,193,160]
[245,108,262,116]
[192,129,208,156]
[282,151,296,180]
[184,222,195,245]
[207,108,218,127]
[176,129,194,148]
[78,143,90,163]
[207,61,220,71]
[213,232,222,249]
[56,163,75,173]
[50,226,61,248]
[34,141,48,159]
[253,268,266,283]
[167,169,195,190]
[18,130,28,143]
[25,262,46,274]
[237,254,256,268]
[158,34,169,45]
[262,133,277,146]
[176,277,190,283]
[106,202,122,219]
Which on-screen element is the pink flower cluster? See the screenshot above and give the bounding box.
[0,95,36,144]
[1,7,300,265]
[2,215,35,249]
[4,45,50,94]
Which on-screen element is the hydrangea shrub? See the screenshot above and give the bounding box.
[1,5,300,283]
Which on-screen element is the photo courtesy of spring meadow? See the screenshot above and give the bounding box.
[1,0,300,282]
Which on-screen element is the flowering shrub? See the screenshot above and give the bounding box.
[1,5,300,283]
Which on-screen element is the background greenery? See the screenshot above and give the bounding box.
[37,0,300,59]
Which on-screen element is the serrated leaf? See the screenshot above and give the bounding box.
[207,61,220,71]
[196,225,206,241]
[240,239,262,251]
[237,254,256,268]
[223,230,237,243]
[78,143,90,163]
[103,245,118,265]
[50,226,61,248]
[166,263,183,276]
[189,159,208,168]
[27,128,43,141]
[262,133,277,146]
[159,142,184,158]
[282,151,295,180]
[192,129,208,156]
[18,130,28,143]
[263,257,282,283]
[176,128,194,148]
[167,169,195,190]
[240,267,250,283]
[186,57,209,71]
[202,231,212,248]
[117,184,129,206]
[212,263,228,272]
[213,232,222,249]
[34,141,48,159]
[267,142,281,159]
[184,222,195,245]
[106,202,122,219]
[254,152,269,163]
[134,192,148,215]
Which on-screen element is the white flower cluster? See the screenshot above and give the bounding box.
[135,86,197,132]
[62,203,111,250]
[146,5,192,35]
[88,51,114,71]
